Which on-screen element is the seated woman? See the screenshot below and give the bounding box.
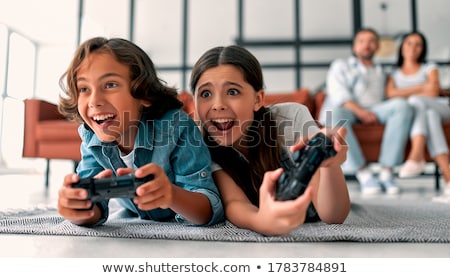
[386,31,450,195]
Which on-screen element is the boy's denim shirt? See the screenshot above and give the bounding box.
[76,108,224,226]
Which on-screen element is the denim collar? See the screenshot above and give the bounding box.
[79,112,155,152]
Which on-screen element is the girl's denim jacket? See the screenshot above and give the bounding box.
[76,108,224,226]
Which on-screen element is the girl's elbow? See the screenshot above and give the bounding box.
[320,205,350,224]
[321,214,348,224]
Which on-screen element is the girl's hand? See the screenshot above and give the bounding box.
[319,126,347,167]
[132,163,174,211]
[256,168,314,236]
[290,127,347,168]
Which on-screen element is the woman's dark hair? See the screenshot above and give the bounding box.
[190,45,282,205]
[396,31,428,67]
[58,37,182,123]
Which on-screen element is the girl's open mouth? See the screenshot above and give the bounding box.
[212,119,235,131]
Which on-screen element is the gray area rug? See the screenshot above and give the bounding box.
[1,198,449,242]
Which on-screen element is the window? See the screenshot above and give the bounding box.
[0,24,7,97]
[0,24,37,168]
[6,32,36,100]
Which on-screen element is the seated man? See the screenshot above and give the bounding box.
[318,28,413,195]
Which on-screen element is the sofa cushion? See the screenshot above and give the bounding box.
[263,89,313,113]
[313,91,326,120]
[178,91,195,117]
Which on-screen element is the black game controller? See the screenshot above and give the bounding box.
[276,132,337,201]
[72,173,154,204]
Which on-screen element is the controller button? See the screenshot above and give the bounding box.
[279,173,286,183]
[292,150,300,161]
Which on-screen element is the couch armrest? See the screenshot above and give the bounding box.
[23,99,65,157]
[440,88,450,98]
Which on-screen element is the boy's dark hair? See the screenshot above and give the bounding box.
[58,37,182,123]
[396,31,428,67]
[190,45,282,205]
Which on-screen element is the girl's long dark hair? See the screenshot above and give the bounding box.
[190,45,282,205]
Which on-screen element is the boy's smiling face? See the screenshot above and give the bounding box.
[76,52,150,152]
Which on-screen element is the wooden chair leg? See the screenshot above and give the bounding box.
[45,159,50,189]
[73,160,79,172]
[435,163,440,191]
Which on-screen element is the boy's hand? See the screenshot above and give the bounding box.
[132,163,174,211]
[57,169,112,225]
